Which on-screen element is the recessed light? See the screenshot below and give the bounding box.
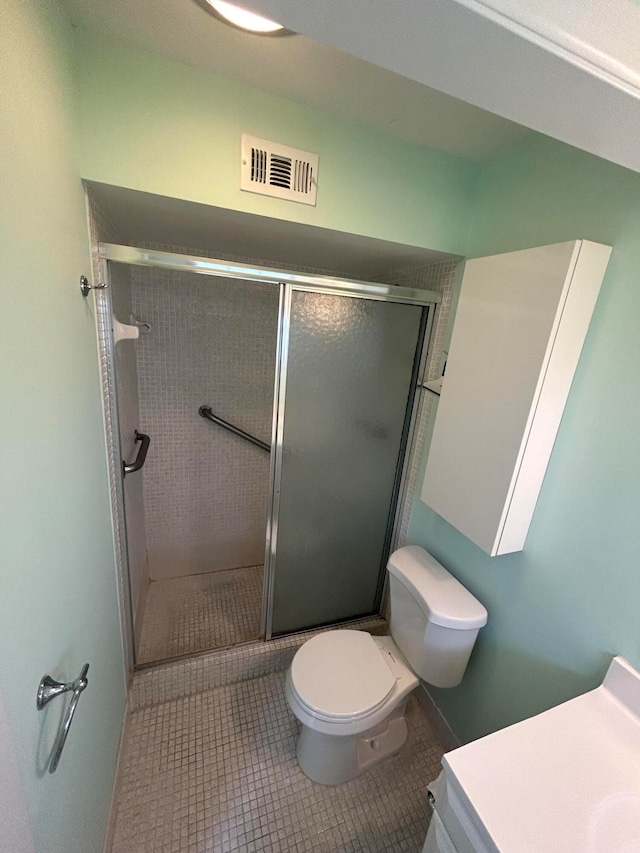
[203,0,290,35]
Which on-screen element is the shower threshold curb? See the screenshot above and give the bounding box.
[130,616,388,710]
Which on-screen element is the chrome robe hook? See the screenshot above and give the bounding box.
[80,275,107,297]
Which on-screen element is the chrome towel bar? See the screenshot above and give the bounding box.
[37,663,89,773]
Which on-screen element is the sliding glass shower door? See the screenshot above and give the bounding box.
[268,288,427,635]
[99,241,438,659]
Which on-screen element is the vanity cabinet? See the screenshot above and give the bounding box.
[421,240,611,556]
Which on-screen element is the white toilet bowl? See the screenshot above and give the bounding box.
[285,546,488,786]
[285,630,418,784]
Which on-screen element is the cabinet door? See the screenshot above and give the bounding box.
[421,240,611,555]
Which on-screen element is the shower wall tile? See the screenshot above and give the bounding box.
[132,265,280,580]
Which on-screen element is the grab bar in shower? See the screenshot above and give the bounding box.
[122,430,151,476]
[198,406,270,453]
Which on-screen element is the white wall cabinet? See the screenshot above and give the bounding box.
[421,240,611,556]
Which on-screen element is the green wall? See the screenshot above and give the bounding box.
[71,33,478,256]
[408,134,640,742]
[1,2,126,851]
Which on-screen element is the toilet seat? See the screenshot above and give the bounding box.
[286,631,419,736]
[290,630,396,722]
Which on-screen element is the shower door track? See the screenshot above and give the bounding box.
[97,243,440,663]
[99,244,441,307]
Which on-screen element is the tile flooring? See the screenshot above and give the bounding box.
[138,567,263,663]
[110,655,444,851]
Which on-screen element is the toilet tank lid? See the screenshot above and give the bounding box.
[388,546,488,630]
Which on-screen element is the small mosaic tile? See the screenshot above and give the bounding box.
[111,670,444,853]
[138,567,264,664]
[130,266,278,580]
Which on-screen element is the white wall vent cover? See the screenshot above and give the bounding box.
[241,135,318,206]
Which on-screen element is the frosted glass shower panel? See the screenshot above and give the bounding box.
[271,291,424,635]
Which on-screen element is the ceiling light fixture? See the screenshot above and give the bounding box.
[204,0,289,34]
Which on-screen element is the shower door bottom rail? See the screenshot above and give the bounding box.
[198,406,271,453]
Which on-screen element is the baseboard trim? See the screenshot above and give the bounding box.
[102,701,130,853]
[415,685,461,753]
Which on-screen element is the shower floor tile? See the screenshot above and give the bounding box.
[138,567,263,663]
[111,672,443,853]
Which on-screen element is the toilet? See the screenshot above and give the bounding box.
[285,545,488,785]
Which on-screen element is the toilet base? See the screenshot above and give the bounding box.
[296,697,411,785]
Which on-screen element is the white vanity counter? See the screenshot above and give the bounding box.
[426,656,640,852]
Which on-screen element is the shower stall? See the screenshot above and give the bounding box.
[99,243,438,668]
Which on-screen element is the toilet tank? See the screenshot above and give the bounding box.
[387,546,487,688]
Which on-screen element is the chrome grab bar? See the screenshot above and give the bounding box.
[122,430,151,476]
[198,406,270,453]
[37,663,89,773]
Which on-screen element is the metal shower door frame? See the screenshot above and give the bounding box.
[94,258,137,675]
[261,283,435,640]
[96,243,439,659]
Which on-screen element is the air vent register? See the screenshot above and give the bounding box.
[241,134,318,206]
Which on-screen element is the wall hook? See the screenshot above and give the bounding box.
[80,275,108,298]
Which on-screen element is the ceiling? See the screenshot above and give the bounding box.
[58,0,531,162]
[241,0,640,175]
[458,0,640,91]
[89,183,457,278]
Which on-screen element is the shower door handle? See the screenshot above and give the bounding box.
[123,430,151,476]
